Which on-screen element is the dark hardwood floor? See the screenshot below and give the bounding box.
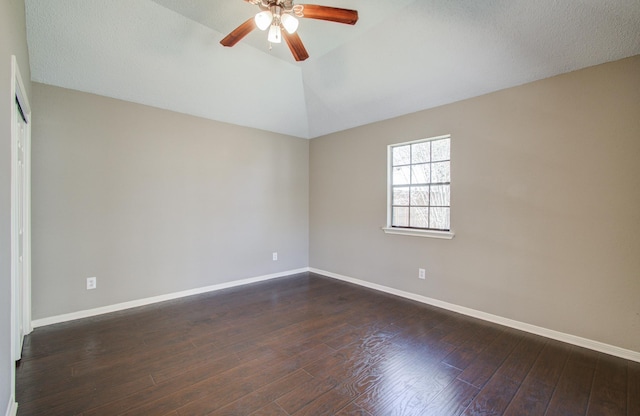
[16,272,639,415]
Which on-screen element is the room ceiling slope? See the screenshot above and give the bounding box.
[26,0,640,139]
[25,0,309,137]
[303,0,640,138]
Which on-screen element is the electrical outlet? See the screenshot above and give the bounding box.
[86,277,97,290]
[418,268,426,280]
[272,252,278,261]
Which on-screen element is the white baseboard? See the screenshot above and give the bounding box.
[32,268,309,328]
[310,268,640,363]
[5,397,17,416]
[30,266,640,363]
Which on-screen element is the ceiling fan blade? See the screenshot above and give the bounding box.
[220,18,257,47]
[283,31,309,62]
[297,4,358,25]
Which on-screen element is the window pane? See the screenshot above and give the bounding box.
[430,207,450,230]
[392,207,409,227]
[410,207,429,228]
[432,139,450,161]
[411,164,430,184]
[393,187,410,205]
[430,184,450,206]
[411,142,430,163]
[393,166,411,185]
[431,161,450,183]
[410,186,429,206]
[388,136,451,232]
[392,145,410,166]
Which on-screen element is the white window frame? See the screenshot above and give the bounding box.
[383,134,455,239]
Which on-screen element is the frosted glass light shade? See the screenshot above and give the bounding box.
[268,24,282,43]
[280,14,299,34]
[255,11,273,31]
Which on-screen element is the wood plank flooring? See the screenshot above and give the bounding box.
[16,272,639,415]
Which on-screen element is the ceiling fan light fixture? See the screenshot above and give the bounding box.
[280,13,299,34]
[221,1,358,61]
[255,11,273,31]
[268,24,282,43]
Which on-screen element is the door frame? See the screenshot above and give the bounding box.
[10,54,32,393]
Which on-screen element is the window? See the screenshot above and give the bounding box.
[383,135,454,239]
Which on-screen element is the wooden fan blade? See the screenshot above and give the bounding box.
[283,31,309,62]
[220,18,257,47]
[297,4,358,25]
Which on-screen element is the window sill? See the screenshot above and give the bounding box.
[382,227,455,240]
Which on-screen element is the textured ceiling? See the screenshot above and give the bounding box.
[25,0,640,139]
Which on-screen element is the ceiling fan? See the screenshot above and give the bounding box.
[220,0,359,62]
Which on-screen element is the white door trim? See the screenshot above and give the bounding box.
[16,59,32,338]
[10,54,32,411]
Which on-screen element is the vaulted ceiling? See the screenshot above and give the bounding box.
[25,0,640,139]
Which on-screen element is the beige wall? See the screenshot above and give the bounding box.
[28,55,640,355]
[31,83,309,319]
[310,56,640,352]
[1,0,31,411]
